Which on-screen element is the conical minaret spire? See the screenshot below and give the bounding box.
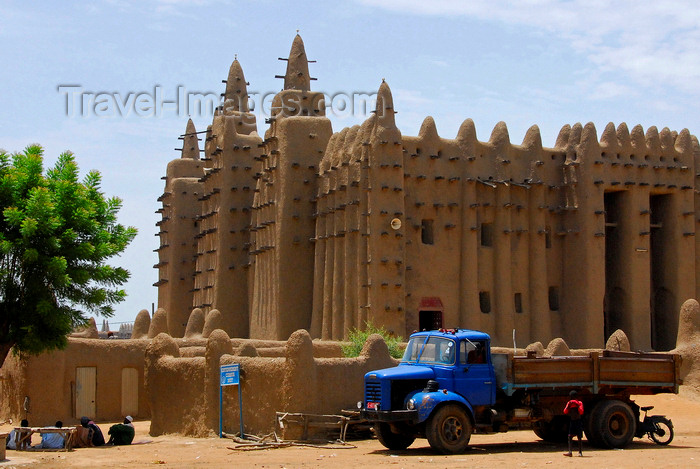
[224,58,250,112]
[284,34,311,91]
[375,80,396,127]
[181,118,200,160]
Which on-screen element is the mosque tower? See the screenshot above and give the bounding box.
[191,58,262,337]
[155,118,205,336]
[363,82,407,337]
[250,35,333,339]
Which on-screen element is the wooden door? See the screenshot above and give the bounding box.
[121,367,139,416]
[75,367,96,418]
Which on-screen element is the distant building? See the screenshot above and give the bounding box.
[156,35,700,350]
[118,323,133,339]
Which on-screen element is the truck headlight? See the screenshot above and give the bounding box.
[407,399,416,410]
[357,401,363,409]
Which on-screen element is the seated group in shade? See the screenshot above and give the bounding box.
[5,416,135,449]
[77,415,135,447]
[5,420,67,449]
[107,416,135,445]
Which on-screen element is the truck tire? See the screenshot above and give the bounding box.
[426,404,473,454]
[583,406,603,447]
[588,400,636,448]
[374,423,416,450]
[533,416,569,443]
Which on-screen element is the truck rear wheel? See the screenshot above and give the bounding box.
[533,416,569,443]
[588,400,636,448]
[426,404,472,454]
[583,406,602,447]
[374,423,415,450]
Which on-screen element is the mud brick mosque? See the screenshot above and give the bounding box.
[155,35,700,350]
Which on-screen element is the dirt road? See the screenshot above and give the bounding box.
[2,389,699,468]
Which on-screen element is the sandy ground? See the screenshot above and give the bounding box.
[2,389,700,468]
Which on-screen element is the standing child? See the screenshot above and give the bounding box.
[563,390,584,457]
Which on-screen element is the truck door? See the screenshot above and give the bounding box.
[454,340,496,406]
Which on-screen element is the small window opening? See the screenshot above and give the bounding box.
[548,286,560,311]
[479,291,491,314]
[481,223,493,247]
[421,219,434,245]
[514,293,523,313]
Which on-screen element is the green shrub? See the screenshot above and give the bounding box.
[342,322,404,359]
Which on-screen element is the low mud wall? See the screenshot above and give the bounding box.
[0,338,150,426]
[146,329,396,437]
[145,337,207,436]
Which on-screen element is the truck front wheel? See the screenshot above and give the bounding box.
[374,423,416,450]
[426,404,473,454]
[589,400,636,448]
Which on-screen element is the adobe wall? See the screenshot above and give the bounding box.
[145,335,208,436]
[0,352,26,422]
[0,338,150,426]
[314,79,699,349]
[399,119,568,345]
[146,329,396,437]
[674,298,700,393]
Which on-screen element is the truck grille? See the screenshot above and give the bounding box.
[365,381,381,402]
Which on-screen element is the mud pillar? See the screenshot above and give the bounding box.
[205,330,234,432]
[528,184,551,342]
[494,184,514,343]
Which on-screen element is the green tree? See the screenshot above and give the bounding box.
[0,145,137,367]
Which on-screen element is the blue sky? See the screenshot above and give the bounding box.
[1,0,699,326]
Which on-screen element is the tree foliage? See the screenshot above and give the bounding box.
[342,321,404,359]
[0,145,137,366]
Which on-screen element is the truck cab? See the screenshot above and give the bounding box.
[361,329,497,453]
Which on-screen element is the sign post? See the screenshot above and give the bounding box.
[219,363,243,438]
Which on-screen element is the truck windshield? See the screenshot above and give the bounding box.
[402,336,456,365]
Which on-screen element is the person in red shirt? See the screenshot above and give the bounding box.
[563,390,584,457]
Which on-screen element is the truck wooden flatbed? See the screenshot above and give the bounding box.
[496,350,681,396]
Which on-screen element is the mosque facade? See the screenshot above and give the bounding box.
[155,35,700,350]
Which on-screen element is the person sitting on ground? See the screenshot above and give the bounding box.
[39,421,65,449]
[107,416,135,446]
[80,416,105,447]
[5,419,29,450]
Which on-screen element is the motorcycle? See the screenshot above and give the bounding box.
[635,405,674,445]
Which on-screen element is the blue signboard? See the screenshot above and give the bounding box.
[220,364,240,386]
[219,363,244,438]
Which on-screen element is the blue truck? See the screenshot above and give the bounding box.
[360,329,681,454]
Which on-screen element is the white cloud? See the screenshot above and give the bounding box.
[357,0,700,94]
[393,88,433,108]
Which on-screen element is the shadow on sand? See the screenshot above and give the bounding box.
[370,438,687,457]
